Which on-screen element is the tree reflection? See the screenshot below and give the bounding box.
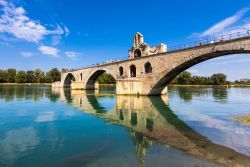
[212,88,228,102]
[129,131,152,166]
[0,86,54,102]
[173,86,228,102]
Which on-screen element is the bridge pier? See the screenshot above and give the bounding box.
[68,81,99,90]
[116,79,168,96]
[116,79,142,95]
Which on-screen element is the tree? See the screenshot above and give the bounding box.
[6,68,16,83]
[47,68,61,82]
[15,71,27,83]
[61,68,68,73]
[177,71,192,84]
[98,73,116,84]
[26,70,36,83]
[210,73,227,85]
[35,69,43,83]
[0,70,7,83]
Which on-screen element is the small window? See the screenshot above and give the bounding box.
[130,65,136,77]
[144,62,152,73]
[119,66,124,76]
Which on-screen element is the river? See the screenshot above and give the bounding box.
[0,86,250,167]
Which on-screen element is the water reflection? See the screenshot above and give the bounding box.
[1,86,250,167]
[0,86,59,102]
[170,86,228,102]
[53,88,250,167]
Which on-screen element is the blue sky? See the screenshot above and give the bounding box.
[0,0,250,81]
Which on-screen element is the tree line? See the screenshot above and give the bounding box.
[0,68,61,83]
[0,68,248,85]
[171,71,229,85]
[98,73,116,84]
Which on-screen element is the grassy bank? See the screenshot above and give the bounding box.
[169,84,250,87]
[233,115,250,126]
[0,83,52,86]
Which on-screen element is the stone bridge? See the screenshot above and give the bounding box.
[53,32,250,95]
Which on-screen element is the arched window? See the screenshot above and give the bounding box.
[119,66,124,76]
[134,49,142,58]
[130,65,136,77]
[144,62,152,73]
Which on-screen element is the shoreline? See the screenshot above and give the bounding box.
[0,83,52,86]
[0,83,250,88]
[169,84,250,87]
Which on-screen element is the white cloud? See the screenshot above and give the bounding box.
[20,51,34,58]
[198,8,250,37]
[51,35,61,45]
[38,45,59,57]
[0,0,69,43]
[65,51,80,60]
[36,112,55,122]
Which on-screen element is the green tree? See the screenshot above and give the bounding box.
[47,68,61,82]
[98,73,115,84]
[6,68,16,83]
[26,70,36,83]
[210,73,227,85]
[15,71,27,83]
[177,71,192,84]
[0,70,7,83]
[61,68,68,73]
[35,69,43,83]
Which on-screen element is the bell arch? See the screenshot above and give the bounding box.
[134,49,142,58]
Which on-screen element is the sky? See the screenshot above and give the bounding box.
[0,0,250,81]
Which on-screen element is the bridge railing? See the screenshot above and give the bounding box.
[66,30,250,72]
[168,30,250,51]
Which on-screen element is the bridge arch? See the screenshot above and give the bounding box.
[63,73,76,87]
[149,51,250,95]
[85,69,116,89]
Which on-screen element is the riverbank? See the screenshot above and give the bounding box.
[169,84,250,87]
[0,83,52,86]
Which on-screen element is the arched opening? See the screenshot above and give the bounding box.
[130,65,136,77]
[144,62,152,73]
[63,73,76,87]
[86,70,116,93]
[131,112,138,126]
[134,49,142,58]
[149,53,250,95]
[119,66,124,76]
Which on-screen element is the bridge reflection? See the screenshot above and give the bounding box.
[52,88,250,167]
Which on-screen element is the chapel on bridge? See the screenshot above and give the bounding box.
[128,32,167,59]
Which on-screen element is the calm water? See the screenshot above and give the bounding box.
[1,86,250,167]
